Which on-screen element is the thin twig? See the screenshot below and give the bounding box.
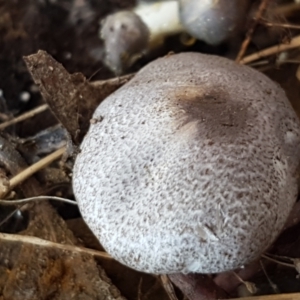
[0,209,21,227]
[0,147,66,198]
[236,0,273,63]
[0,195,77,206]
[240,35,300,64]
[260,260,280,294]
[0,104,48,130]
[0,232,112,259]
[265,253,298,262]
[9,147,65,190]
[261,254,295,268]
[263,253,300,274]
[261,20,300,30]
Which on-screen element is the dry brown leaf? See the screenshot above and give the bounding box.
[23,50,134,145]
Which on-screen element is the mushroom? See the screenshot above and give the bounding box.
[178,0,250,45]
[100,0,250,73]
[100,1,181,74]
[100,10,150,74]
[73,52,300,274]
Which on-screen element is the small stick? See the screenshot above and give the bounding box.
[261,254,295,268]
[240,35,300,64]
[236,0,273,63]
[260,260,280,294]
[0,195,77,206]
[0,104,48,130]
[0,147,66,198]
[0,232,112,259]
[261,20,300,30]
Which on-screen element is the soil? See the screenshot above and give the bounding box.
[0,0,300,300]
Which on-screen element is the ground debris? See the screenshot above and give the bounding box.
[0,229,125,300]
[0,134,125,300]
[23,50,134,145]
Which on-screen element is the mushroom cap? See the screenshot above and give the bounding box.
[178,0,249,45]
[73,52,300,274]
[100,11,149,74]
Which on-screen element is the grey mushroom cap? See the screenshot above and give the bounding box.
[178,0,249,45]
[100,11,150,74]
[73,52,300,274]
